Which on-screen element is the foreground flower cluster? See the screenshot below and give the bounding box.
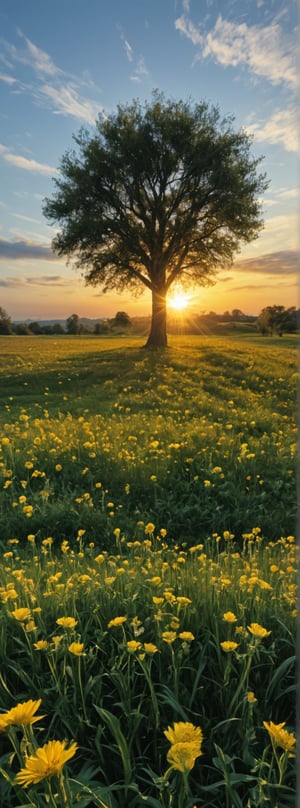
[0,527,296,807]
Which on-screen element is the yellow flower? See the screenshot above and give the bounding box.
[167,741,202,773]
[56,617,77,629]
[247,623,271,638]
[223,611,237,623]
[164,721,203,747]
[11,607,31,622]
[263,721,296,754]
[179,631,195,641]
[107,616,127,628]
[4,699,44,728]
[68,642,85,656]
[152,596,164,605]
[144,643,159,654]
[162,631,177,644]
[15,739,77,786]
[164,722,203,774]
[247,691,257,703]
[220,641,239,652]
[127,640,142,652]
[34,641,49,651]
[176,597,192,605]
[145,522,155,535]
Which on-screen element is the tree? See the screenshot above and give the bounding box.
[0,307,12,334]
[66,313,80,335]
[111,311,132,329]
[43,92,268,348]
[256,305,297,336]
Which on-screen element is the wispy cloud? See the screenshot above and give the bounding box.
[0,274,71,288]
[0,236,56,260]
[0,72,17,84]
[233,249,298,276]
[12,29,61,76]
[246,106,298,153]
[130,56,149,83]
[175,14,297,88]
[38,83,100,124]
[122,36,133,62]
[12,213,43,224]
[0,144,57,175]
[0,30,103,124]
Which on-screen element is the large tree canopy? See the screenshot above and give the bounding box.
[43,92,268,347]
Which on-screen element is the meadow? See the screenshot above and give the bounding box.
[0,334,297,807]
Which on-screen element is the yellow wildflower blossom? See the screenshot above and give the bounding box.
[107,616,127,628]
[179,631,195,641]
[247,623,271,638]
[127,640,142,652]
[162,631,177,644]
[164,721,203,747]
[11,607,31,622]
[144,643,159,654]
[56,617,77,629]
[223,611,237,623]
[34,641,49,651]
[167,741,202,773]
[15,739,77,786]
[68,642,85,656]
[4,699,44,727]
[220,641,239,652]
[263,721,296,754]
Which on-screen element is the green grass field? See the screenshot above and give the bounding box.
[0,334,297,807]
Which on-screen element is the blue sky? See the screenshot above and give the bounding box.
[0,0,297,320]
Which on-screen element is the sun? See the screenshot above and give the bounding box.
[168,291,190,311]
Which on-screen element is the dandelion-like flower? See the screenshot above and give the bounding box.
[162,631,177,644]
[4,699,44,728]
[144,642,158,654]
[56,617,77,629]
[107,615,127,628]
[179,631,195,641]
[15,739,77,786]
[68,642,85,656]
[127,640,142,652]
[164,722,203,774]
[220,641,239,652]
[247,623,271,638]
[11,607,31,622]
[167,742,201,773]
[34,641,49,651]
[263,721,296,754]
[223,611,237,623]
[164,722,203,747]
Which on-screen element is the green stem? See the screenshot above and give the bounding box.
[77,655,88,722]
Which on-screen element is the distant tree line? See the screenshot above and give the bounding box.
[0,307,133,335]
[0,305,298,336]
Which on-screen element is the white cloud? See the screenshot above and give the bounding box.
[12,213,43,224]
[123,38,133,62]
[1,32,103,125]
[0,72,17,84]
[130,56,149,83]
[0,144,57,175]
[175,14,297,88]
[12,29,62,76]
[40,83,100,125]
[247,106,298,153]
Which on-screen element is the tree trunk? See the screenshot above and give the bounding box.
[145,288,168,348]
